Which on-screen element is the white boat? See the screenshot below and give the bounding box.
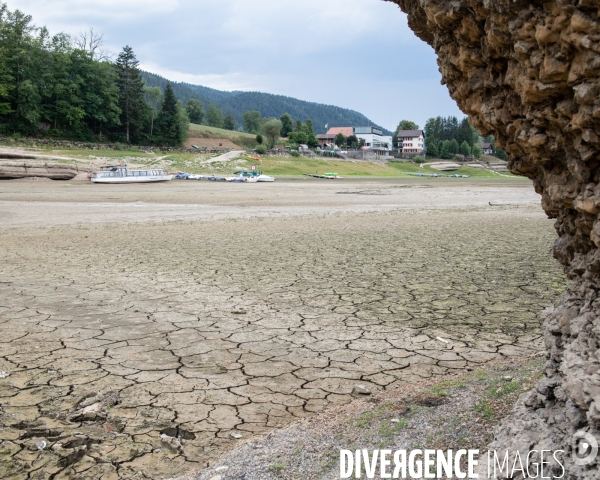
[256,174,275,182]
[90,166,172,184]
[232,170,275,182]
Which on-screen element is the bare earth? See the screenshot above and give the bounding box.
[0,178,565,479]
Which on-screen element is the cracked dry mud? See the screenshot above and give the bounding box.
[0,181,564,479]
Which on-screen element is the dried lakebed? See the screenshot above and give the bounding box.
[0,180,565,479]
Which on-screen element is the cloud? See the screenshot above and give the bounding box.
[138,63,268,92]
[9,0,179,21]
[6,0,463,130]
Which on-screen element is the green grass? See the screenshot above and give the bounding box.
[257,157,402,176]
[473,399,495,418]
[388,161,522,179]
[188,123,257,148]
[37,147,156,160]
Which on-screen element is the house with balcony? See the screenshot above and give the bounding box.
[397,130,425,154]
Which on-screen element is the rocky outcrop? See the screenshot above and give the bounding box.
[386,0,600,476]
[0,161,80,180]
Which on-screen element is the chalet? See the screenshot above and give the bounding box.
[316,134,336,146]
[480,143,494,155]
[397,130,425,154]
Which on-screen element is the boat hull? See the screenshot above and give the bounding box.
[257,175,275,182]
[91,175,173,184]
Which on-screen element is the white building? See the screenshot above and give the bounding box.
[397,130,425,154]
[322,126,393,151]
[353,127,392,150]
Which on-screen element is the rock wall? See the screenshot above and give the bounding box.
[385,0,600,476]
[0,161,80,180]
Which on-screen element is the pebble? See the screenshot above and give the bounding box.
[503,376,513,381]
[215,466,229,472]
[436,337,450,344]
[390,419,400,423]
[0,372,9,378]
[352,385,371,395]
[208,476,222,480]
[230,431,243,439]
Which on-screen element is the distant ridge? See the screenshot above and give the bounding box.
[141,71,391,135]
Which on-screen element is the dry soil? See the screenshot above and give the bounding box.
[0,178,565,479]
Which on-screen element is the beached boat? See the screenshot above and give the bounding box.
[303,172,343,179]
[90,166,172,184]
[233,170,275,182]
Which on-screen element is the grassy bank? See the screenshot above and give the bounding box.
[389,161,520,178]
[1,142,523,179]
[187,124,257,148]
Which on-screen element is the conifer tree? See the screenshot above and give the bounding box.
[185,98,204,124]
[460,141,471,156]
[114,46,147,142]
[155,82,182,146]
[280,113,293,137]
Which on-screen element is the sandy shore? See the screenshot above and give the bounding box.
[0,178,565,479]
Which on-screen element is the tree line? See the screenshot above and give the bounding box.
[423,116,481,158]
[389,116,506,160]
[0,4,187,145]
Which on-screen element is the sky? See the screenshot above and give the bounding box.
[6,0,464,131]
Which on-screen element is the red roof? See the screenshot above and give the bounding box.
[327,127,353,137]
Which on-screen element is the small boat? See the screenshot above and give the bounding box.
[233,170,275,182]
[303,172,343,179]
[91,165,172,183]
[207,175,226,182]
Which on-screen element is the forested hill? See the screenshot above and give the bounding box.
[141,71,390,135]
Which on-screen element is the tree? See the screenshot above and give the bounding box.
[334,133,347,148]
[155,83,186,146]
[397,120,419,131]
[207,104,223,128]
[449,139,459,155]
[307,133,319,148]
[78,58,120,138]
[255,134,263,145]
[261,118,282,148]
[347,135,358,149]
[303,118,314,135]
[223,114,236,131]
[495,149,507,160]
[114,45,147,143]
[426,142,438,157]
[72,28,109,60]
[144,86,162,142]
[440,140,452,159]
[456,117,478,146]
[460,141,471,157]
[294,119,303,132]
[243,110,261,134]
[185,98,204,124]
[289,131,307,145]
[0,52,12,116]
[471,145,483,159]
[280,113,293,137]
